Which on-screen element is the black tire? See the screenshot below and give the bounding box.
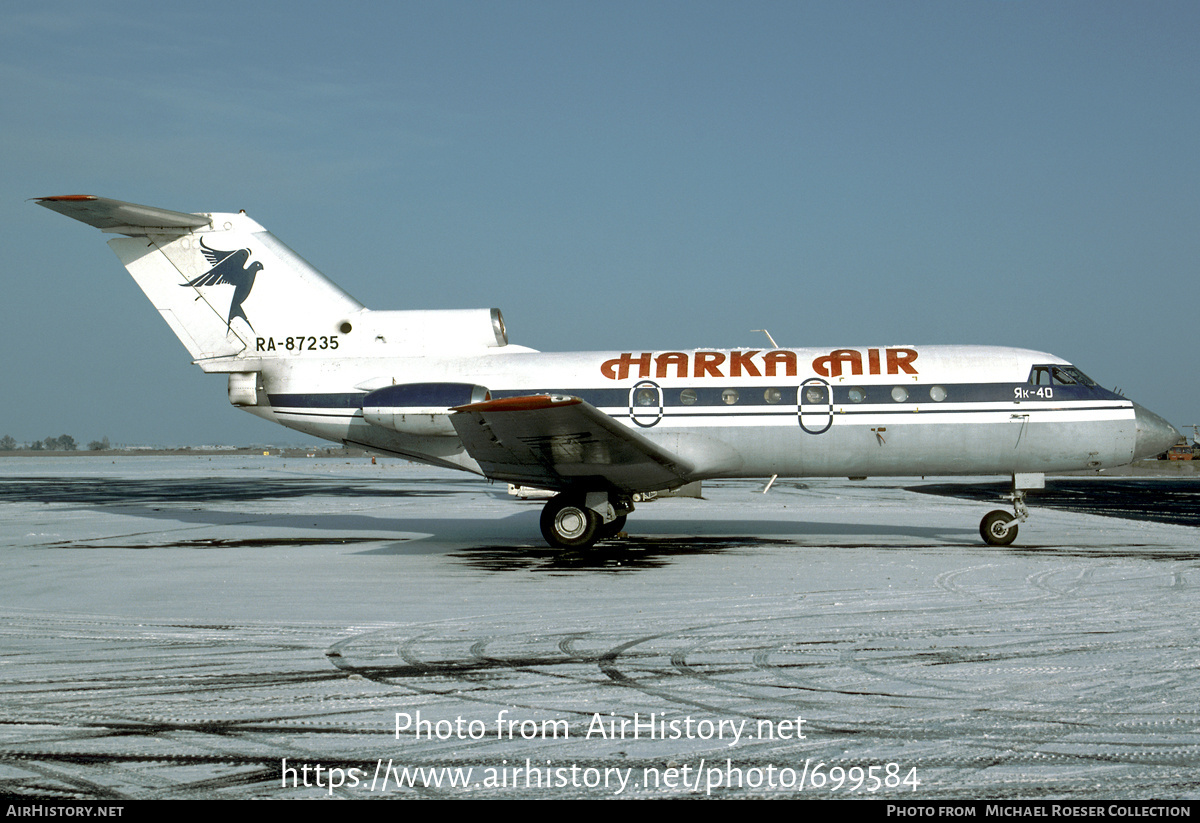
[597,513,628,540]
[980,510,1018,546]
[540,494,600,549]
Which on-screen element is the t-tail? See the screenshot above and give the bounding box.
[36,195,367,367]
[34,195,511,377]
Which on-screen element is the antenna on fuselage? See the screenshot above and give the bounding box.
[752,329,780,349]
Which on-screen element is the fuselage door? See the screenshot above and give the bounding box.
[629,380,664,428]
[798,377,833,434]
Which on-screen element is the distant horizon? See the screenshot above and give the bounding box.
[0,441,345,452]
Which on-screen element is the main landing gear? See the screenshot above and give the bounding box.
[979,473,1042,546]
[539,491,633,549]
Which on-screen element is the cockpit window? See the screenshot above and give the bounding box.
[1029,365,1097,387]
[1056,367,1096,387]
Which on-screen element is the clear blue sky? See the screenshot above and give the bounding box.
[4,1,1198,446]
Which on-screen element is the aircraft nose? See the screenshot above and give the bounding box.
[1132,402,1181,460]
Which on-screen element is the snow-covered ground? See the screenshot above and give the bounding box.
[1,456,1197,799]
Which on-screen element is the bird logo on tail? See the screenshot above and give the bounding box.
[182,238,264,331]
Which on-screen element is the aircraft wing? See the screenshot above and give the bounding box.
[450,395,694,493]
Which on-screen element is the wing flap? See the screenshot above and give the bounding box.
[450,395,694,492]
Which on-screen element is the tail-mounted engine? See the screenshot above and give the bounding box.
[362,382,490,436]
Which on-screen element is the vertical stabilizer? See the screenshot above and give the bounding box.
[37,196,364,365]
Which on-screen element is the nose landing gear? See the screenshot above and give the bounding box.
[980,508,1020,546]
[979,473,1042,546]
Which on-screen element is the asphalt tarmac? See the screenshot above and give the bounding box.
[1,457,1197,799]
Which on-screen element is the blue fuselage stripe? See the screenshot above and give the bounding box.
[268,382,1126,412]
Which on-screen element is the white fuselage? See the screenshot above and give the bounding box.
[242,343,1138,485]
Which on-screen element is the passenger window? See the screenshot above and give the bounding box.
[721,389,739,405]
[929,386,947,401]
[635,389,657,406]
[805,386,826,404]
[679,389,697,405]
[891,387,908,402]
[847,387,866,403]
[763,388,782,404]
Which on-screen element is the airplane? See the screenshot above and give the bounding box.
[36,194,1182,549]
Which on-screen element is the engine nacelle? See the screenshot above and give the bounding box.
[336,308,508,354]
[228,372,259,406]
[362,383,490,436]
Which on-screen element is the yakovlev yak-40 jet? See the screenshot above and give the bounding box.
[37,195,1181,549]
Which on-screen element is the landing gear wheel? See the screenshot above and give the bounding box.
[597,514,627,540]
[540,494,600,549]
[980,510,1018,546]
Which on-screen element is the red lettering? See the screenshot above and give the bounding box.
[763,350,797,377]
[605,347,916,381]
[654,352,689,379]
[812,349,863,378]
[729,350,762,377]
[693,351,726,378]
[886,347,918,375]
[601,352,651,380]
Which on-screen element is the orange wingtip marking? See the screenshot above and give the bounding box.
[453,395,580,413]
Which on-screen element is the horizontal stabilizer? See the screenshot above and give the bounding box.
[450,395,694,493]
[35,195,211,234]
